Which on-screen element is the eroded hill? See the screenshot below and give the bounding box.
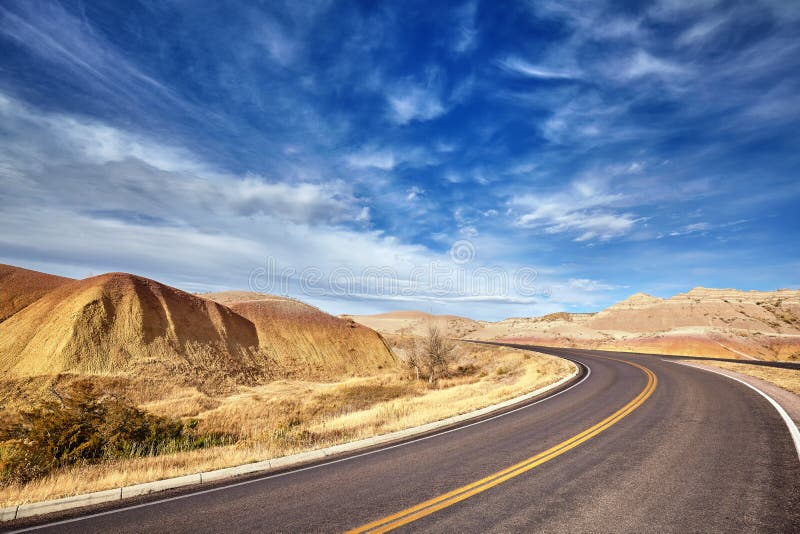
[347,289,800,362]
[202,291,395,377]
[0,263,73,322]
[0,267,396,406]
[342,310,483,338]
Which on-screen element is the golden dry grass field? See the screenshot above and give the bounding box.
[0,340,573,506]
[685,359,800,396]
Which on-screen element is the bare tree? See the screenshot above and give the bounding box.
[421,323,455,385]
[406,337,423,381]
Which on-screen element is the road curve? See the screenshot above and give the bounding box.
[8,347,800,533]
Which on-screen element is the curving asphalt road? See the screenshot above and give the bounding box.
[7,346,800,533]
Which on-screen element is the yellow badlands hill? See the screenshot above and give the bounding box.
[0,267,395,388]
[587,288,800,333]
[344,310,483,338]
[463,287,800,361]
[202,291,395,377]
[0,272,264,382]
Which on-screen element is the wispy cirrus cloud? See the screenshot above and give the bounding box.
[617,50,688,81]
[1,0,799,318]
[498,56,580,80]
[512,180,641,242]
[345,149,397,170]
[452,1,479,54]
[386,84,447,124]
[0,92,366,228]
[0,1,184,111]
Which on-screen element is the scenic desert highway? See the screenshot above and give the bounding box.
[9,346,799,533]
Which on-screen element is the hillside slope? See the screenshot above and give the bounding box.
[0,272,266,387]
[587,288,800,333]
[464,288,800,361]
[0,263,73,322]
[344,310,482,338]
[203,292,396,377]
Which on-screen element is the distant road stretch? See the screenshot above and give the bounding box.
[10,346,800,533]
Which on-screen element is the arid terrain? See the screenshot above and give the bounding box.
[341,310,484,338]
[350,288,800,362]
[0,264,572,506]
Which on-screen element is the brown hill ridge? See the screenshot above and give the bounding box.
[459,286,800,362]
[0,264,73,322]
[0,272,265,386]
[602,292,663,311]
[203,292,395,377]
[587,287,800,333]
[343,310,483,338]
[0,267,396,392]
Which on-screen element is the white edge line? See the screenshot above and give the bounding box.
[667,360,800,461]
[9,359,591,532]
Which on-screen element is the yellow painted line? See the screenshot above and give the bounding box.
[346,357,657,533]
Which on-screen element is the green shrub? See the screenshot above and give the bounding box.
[0,380,226,484]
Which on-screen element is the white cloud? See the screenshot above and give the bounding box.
[226,178,358,223]
[677,14,729,46]
[0,92,364,228]
[567,278,619,291]
[459,225,478,237]
[665,220,748,238]
[406,186,424,201]
[345,149,397,170]
[345,145,441,170]
[0,1,184,110]
[647,0,722,21]
[541,92,633,145]
[452,1,478,53]
[387,85,446,124]
[257,17,300,66]
[498,56,579,80]
[513,180,640,241]
[619,50,687,80]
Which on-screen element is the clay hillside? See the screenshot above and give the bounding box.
[464,288,800,361]
[586,288,800,333]
[343,310,483,338]
[0,265,395,402]
[202,291,393,376]
[0,263,73,322]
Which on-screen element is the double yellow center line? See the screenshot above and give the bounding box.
[346,357,657,533]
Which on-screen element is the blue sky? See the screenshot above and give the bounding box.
[1,0,799,320]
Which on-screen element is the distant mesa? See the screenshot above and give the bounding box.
[347,287,800,362]
[344,310,483,337]
[601,292,663,311]
[586,287,800,334]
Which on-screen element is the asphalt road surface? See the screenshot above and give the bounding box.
[8,346,800,533]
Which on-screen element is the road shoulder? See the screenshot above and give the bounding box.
[678,360,800,427]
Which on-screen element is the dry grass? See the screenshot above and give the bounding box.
[687,360,800,396]
[0,341,573,506]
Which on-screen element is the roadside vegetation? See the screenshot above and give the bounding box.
[686,359,800,395]
[404,323,456,384]
[0,381,226,485]
[0,336,574,506]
